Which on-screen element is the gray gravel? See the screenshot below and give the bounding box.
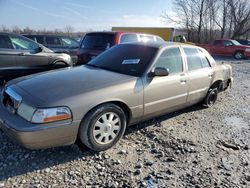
[0,58,249,187]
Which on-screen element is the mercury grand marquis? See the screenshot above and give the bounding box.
[0,42,233,151]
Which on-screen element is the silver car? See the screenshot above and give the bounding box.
[0,33,73,84]
[0,42,232,151]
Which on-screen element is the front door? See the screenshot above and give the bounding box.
[9,35,49,77]
[0,35,17,81]
[143,47,188,117]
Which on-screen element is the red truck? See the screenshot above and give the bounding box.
[197,39,250,59]
[77,31,164,65]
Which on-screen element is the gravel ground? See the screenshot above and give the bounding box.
[0,59,249,188]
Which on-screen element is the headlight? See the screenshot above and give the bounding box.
[18,104,72,123]
[245,48,250,52]
[31,107,72,123]
[17,103,36,121]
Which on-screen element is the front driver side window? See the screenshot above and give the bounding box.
[224,40,233,47]
[9,35,39,51]
[154,47,183,74]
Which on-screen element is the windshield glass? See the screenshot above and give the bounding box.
[61,37,79,48]
[88,44,158,77]
[81,33,115,50]
[231,40,241,46]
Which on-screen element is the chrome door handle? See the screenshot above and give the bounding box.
[180,79,187,84]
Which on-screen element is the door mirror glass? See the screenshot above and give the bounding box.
[149,67,169,77]
[32,46,43,54]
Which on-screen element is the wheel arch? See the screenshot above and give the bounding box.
[210,80,223,91]
[81,100,132,125]
[52,59,69,66]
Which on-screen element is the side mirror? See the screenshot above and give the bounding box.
[148,67,169,77]
[32,46,43,54]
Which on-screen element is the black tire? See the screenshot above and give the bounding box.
[234,51,244,60]
[78,103,127,151]
[203,88,218,107]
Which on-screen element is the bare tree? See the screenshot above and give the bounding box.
[229,0,250,39]
[64,25,74,37]
[162,0,250,42]
[12,26,21,34]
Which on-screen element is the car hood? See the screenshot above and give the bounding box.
[236,45,250,49]
[8,65,136,105]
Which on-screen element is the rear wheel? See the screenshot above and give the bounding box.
[78,103,127,151]
[203,88,218,107]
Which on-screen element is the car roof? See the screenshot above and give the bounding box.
[0,32,20,36]
[22,34,75,38]
[119,41,195,49]
[85,31,162,37]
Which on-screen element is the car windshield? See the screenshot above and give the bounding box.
[231,40,241,46]
[81,33,115,50]
[87,44,158,77]
[61,37,79,48]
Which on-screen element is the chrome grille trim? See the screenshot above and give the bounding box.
[3,87,22,110]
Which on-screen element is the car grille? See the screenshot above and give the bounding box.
[2,87,22,114]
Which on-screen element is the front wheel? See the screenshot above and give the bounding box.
[203,88,218,107]
[234,51,244,60]
[78,103,127,151]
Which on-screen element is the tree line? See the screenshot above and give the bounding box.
[163,0,250,43]
[0,25,85,38]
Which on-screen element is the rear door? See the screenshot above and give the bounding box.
[9,35,50,77]
[143,47,188,117]
[183,47,213,103]
[0,34,16,81]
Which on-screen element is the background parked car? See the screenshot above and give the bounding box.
[77,31,164,65]
[23,34,79,65]
[236,39,250,46]
[197,39,250,59]
[0,33,72,84]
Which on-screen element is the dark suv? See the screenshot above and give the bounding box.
[24,34,79,64]
[0,33,72,83]
[236,39,250,46]
[77,31,164,65]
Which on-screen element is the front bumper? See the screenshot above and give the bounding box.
[244,51,250,58]
[0,102,80,149]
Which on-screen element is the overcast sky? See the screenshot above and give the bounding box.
[0,0,174,31]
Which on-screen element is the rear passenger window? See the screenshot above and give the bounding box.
[183,48,203,71]
[45,36,61,45]
[199,51,211,68]
[155,47,183,74]
[120,34,138,43]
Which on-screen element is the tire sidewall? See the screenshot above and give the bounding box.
[234,51,243,60]
[204,88,218,107]
[79,104,127,151]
